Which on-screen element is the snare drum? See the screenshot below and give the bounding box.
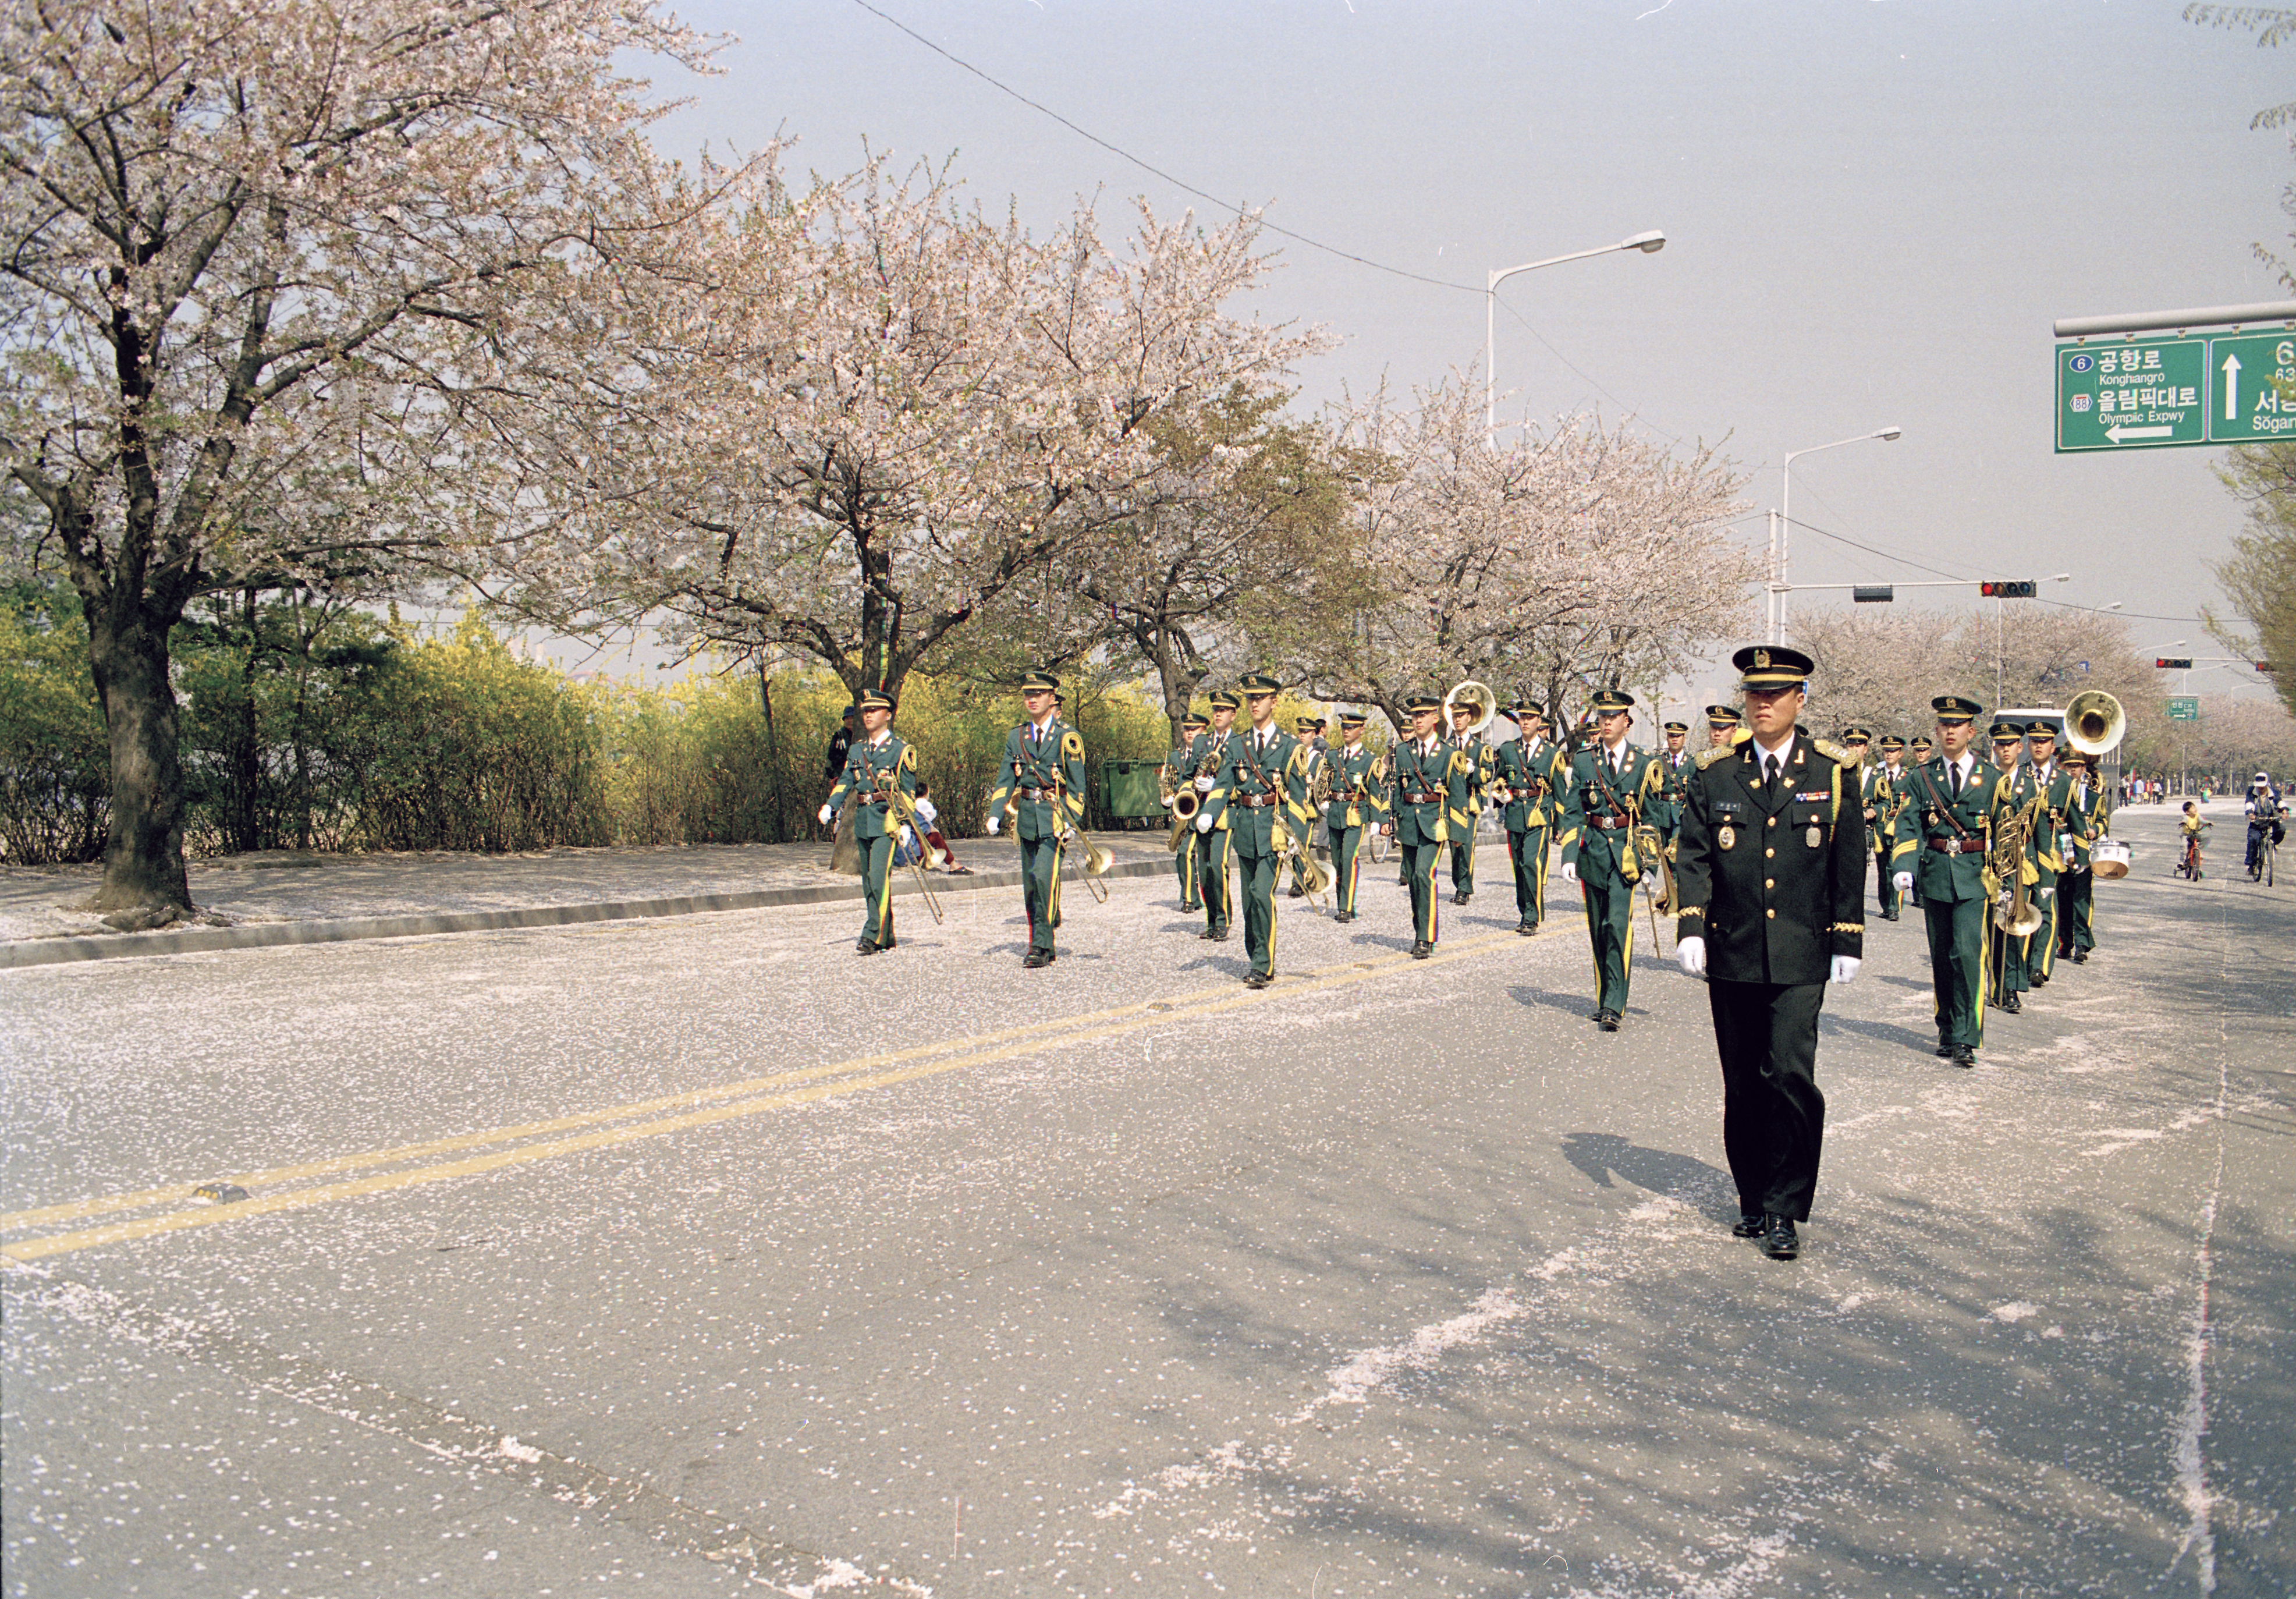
[2092,838,2132,880]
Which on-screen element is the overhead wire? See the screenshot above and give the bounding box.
[849,0,1482,295]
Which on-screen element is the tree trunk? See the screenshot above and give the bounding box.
[758,660,789,843]
[87,598,193,912]
[226,586,263,852]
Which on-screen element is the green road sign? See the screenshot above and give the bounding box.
[2206,332,2296,442]
[2057,338,2206,451]
[2167,696,2201,721]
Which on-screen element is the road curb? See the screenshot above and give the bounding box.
[0,857,1173,970]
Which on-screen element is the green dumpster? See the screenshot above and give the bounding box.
[1100,759,1166,829]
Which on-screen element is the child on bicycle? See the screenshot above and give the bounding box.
[2180,802,2210,877]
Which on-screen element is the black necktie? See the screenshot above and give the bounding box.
[1763,754,1780,793]
[1951,763,1964,797]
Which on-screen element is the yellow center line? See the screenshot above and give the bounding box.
[2,933,1519,1265]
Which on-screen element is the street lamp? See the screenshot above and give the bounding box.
[1773,426,1902,644]
[1485,230,1666,432]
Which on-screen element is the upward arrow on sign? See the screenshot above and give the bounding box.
[2223,351,2242,420]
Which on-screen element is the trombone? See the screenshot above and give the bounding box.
[1280,756,1334,910]
[1053,775,1113,903]
[885,788,948,924]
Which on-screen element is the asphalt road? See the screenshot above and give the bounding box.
[4,806,2291,1598]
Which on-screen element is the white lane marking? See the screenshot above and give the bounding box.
[2168,906,2234,1596]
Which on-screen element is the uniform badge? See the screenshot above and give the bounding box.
[1806,822,1823,849]
[1717,824,1736,850]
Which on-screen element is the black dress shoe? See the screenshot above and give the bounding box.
[1335,911,1353,923]
[1211,925,1231,942]
[1951,1044,1976,1068]
[1598,1011,1621,1033]
[1245,972,1273,990]
[2073,949,2088,963]
[1936,1041,1954,1058]
[1731,1212,1766,1239]
[1761,1216,1800,1260]
[1883,908,1900,922]
[1021,949,1052,969]
[856,938,879,955]
[1287,885,1305,899]
[1453,890,1470,905]
[2029,971,2049,988]
[2003,992,2022,1013]
[1517,921,1535,935]
[1410,940,1432,960]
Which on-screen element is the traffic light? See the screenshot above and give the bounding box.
[1852,586,1895,603]
[1980,580,2039,598]
[2156,657,2194,669]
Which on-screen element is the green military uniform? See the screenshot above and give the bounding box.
[1167,714,1208,912]
[1186,694,1240,939]
[1650,721,1694,844]
[1323,715,1389,922]
[1559,688,1667,1027]
[1491,701,1566,935]
[1986,725,2042,1009]
[1198,676,1311,985]
[1449,725,1495,904]
[1890,699,2017,1064]
[820,692,917,953]
[2056,757,2109,962]
[2022,735,2086,987]
[1868,736,1910,921]
[1289,717,1330,901]
[984,669,1089,967]
[1672,647,1866,1247]
[1387,696,1475,957]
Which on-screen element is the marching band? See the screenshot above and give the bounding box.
[822,661,2125,1054]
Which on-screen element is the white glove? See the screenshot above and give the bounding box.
[817,803,834,826]
[899,824,915,846]
[2038,885,2054,901]
[1195,813,1213,834]
[1830,955,1860,984]
[986,814,1001,836]
[1893,871,1914,893]
[1194,775,1214,793]
[1317,800,1330,816]
[1677,934,1706,977]
[1560,860,1578,884]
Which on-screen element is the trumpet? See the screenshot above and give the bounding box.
[1166,789,1202,852]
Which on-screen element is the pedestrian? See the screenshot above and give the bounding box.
[825,703,858,782]
[1559,687,1665,1031]
[1382,693,1474,958]
[1195,675,1307,988]
[985,667,1088,969]
[1672,644,1865,1261]
[817,689,915,955]
[1892,696,2016,1067]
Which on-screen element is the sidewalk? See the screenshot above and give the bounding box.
[0,830,1184,970]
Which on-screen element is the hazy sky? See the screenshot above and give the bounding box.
[627,0,2293,705]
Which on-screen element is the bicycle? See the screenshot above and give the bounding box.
[2249,820,2281,887]
[2177,824,2209,881]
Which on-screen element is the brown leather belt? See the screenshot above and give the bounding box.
[1587,814,1632,831]
[1400,789,1443,804]
[1231,794,1277,809]
[1016,786,1051,800]
[853,789,885,804]
[1927,836,1979,856]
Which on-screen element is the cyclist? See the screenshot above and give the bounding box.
[2178,802,2210,879]
[2245,772,2284,877]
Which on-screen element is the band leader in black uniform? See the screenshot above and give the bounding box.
[1670,645,1866,1262]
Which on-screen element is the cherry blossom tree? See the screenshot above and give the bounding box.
[1282,376,1752,729]
[482,160,1319,710]
[2,0,714,912]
